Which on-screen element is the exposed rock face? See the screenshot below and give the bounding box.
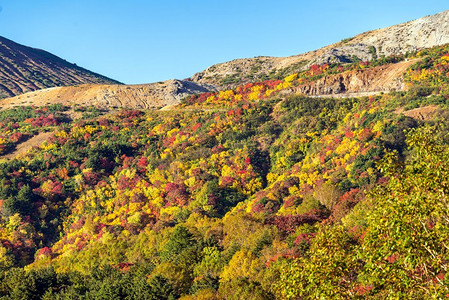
[0,79,215,110]
[190,10,449,89]
[190,57,280,89]
[293,59,416,97]
[314,10,449,65]
[0,36,120,99]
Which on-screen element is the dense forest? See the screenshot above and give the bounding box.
[0,44,448,299]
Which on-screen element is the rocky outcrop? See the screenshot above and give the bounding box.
[293,60,416,97]
[397,105,447,121]
[190,10,449,89]
[313,10,449,65]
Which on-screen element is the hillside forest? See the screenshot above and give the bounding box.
[0,45,448,299]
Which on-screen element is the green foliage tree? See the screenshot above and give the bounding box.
[359,126,449,297]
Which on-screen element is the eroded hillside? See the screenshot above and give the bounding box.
[292,59,417,97]
[0,79,215,110]
[190,10,449,89]
[0,36,120,99]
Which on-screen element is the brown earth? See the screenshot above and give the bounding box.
[0,60,416,110]
[292,59,417,97]
[2,131,54,160]
[396,105,446,121]
[0,79,215,110]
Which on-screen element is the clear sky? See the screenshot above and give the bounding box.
[0,1,447,84]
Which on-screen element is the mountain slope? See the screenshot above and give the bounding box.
[0,79,215,110]
[2,10,447,109]
[0,14,449,300]
[292,58,417,97]
[0,36,120,99]
[0,59,411,109]
[190,10,449,88]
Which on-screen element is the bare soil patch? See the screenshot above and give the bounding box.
[3,131,54,160]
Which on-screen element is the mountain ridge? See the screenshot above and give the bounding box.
[189,10,449,89]
[0,35,120,99]
[1,10,449,109]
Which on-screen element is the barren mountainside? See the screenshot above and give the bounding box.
[0,36,120,99]
[0,79,215,110]
[190,10,449,89]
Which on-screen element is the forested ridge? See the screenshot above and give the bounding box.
[0,45,448,299]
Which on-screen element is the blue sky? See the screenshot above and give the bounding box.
[0,1,447,84]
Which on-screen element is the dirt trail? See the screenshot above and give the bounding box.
[3,131,54,160]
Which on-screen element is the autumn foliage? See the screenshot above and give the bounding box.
[0,45,448,299]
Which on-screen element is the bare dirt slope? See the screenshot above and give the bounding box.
[0,36,120,99]
[293,59,417,97]
[0,80,215,110]
[2,131,54,160]
[396,105,447,121]
[190,10,449,89]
